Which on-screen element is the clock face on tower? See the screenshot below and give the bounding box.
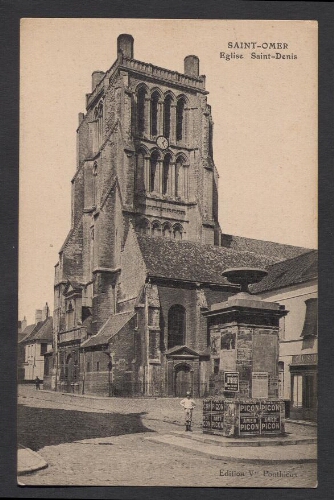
[156,135,169,150]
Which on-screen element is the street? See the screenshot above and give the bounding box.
[18,385,317,487]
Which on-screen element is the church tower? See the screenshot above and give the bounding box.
[53,34,222,393]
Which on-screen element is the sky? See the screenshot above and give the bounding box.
[19,19,317,324]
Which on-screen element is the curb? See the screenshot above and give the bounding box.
[169,430,317,447]
[17,447,48,476]
[145,435,317,464]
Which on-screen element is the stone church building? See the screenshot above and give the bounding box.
[47,34,310,397]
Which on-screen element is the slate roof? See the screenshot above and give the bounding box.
[19,322,43,344]
[19,323,36,342]
[221,234,311,262]
[19,317,53,343]
[136,235,278,286]
[30,317,53,342]
[250,250,318,294]
[81,311,135,348]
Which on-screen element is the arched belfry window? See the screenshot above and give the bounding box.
[175,157,183,197]
[136,150,145,193]
[150,152,159,192]
[176,98,185,141]
[163,95,173,139]
[151,91,159,137]
[162,154,171,195]
[168,305,186,348]
[137,87,146,135]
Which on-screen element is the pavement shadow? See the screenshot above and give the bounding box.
[18,405,153,451]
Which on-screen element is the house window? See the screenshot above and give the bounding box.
[137,87,146,135]
[168,305,186,348]
[87,361,91,372]
[301,298,318,337]
[176,98,185,141]
[213,358,220,375]
[151,91,159,136]
[40,343,48,355]
[163,95,172,139]
[96,361,100,372]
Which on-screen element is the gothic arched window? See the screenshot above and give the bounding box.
[151,91,159,137]
[168,305,186,348]
[150,152,159,192]
[137,218,150,235]
[163,95,173,139]
[162,154,171,195]
[176,98,185,141]
[173,224,183,241]
[137,87,146,135]
[163,222,172,238]
[152,221,162,237]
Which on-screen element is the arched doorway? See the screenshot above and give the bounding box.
[174,363,193,397]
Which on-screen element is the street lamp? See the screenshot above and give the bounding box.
[107,359,113,397]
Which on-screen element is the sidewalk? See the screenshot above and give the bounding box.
[17,446,48,476]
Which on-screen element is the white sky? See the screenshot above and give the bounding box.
[20,19,318,324]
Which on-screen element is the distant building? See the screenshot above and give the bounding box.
[19,304,53,382]
[17,316,27,382]
[251,250,318,421]
[50,34,314,399]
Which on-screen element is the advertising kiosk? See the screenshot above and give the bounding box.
[203,268,287,438]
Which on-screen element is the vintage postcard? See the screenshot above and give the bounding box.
[18,19,317,487]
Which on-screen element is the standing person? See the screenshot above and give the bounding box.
[35,376,41,390]
[180,391,196,431]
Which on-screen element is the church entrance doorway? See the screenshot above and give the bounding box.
[174,363,193,397]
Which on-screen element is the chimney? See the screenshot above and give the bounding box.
[21,316,27,333]
[184,55,199,78]
[35,309,42,324]
[117,34,134,59]
[92,71,105,91]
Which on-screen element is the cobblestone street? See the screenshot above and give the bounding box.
[18,385,317,487]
